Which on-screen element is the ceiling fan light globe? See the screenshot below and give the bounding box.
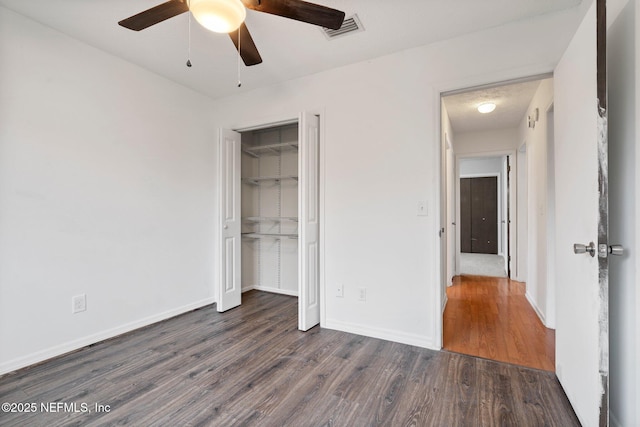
[190,0,246,33]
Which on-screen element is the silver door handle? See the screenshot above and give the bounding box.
[224,225,228,229]
[574,242,596,257]
[609,245,624,256]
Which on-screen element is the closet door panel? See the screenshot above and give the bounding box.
[298,113,320,331]
[217,129,242,312]
[471,177,498,254]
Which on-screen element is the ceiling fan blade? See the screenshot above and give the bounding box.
[229,23,263,66]
[243,0,345,30]
[119,0,189,31]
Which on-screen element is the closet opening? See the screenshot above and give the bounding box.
[217,113,321,331]
[240,124,300,297]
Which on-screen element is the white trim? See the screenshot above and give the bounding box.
[231,113,299,133]
[318,109,327,329]
[0,297,216,376]
[435,93,444,349]
[441,73,554,97]
[242,285,298,297]
[324,319,436,350]
[525,290,547,326]
[459,172,500,178]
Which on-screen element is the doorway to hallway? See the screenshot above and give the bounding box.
[440,75,555,371]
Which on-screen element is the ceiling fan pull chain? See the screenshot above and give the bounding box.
[237,27,242,87]
[186,0,192,67]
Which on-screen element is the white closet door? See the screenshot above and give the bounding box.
[217,129,242,312]
[298,113,320,331]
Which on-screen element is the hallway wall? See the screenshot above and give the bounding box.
[454,128,519,155]
[517,79,554,327]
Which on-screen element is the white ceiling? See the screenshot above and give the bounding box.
[443,79,549,134]
[0,0,580,100]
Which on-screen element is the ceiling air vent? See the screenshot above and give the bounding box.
[322,14,364,39]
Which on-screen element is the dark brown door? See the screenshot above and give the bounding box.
[460,176,498,254]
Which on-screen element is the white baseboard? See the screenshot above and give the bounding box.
[525,291,547,326]
[0,297,216,376]
[323,319,436,350]
[242,285,298,297]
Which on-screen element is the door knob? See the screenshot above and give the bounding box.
[573,242,596,257]
[224,225,228,230]
[609,245,624,256]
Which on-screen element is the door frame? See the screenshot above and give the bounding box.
[215,109,326,326]
[436,73,551,349]
[455,152,516,276]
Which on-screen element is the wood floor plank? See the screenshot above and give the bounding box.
[444,275,555,371]
[1,290,578,426]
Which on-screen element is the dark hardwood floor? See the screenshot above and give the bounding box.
[1,291,577,426]
[444,275,556,371]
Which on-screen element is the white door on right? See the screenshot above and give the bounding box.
[554,0,610,425]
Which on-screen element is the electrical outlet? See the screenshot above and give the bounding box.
[72,294,86,314]
[358,287,366,302]
[336,284,344,298]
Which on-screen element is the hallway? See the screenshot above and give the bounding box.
[443,275,555,371]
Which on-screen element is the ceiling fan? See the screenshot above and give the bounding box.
[118,0,346,66]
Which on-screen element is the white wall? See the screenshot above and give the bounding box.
[209,9,586,348]
[441,102,456,293]
[445,124,456,286]
[517,78,555,327]
[459,156,503,176]
[0,7,217,374]
[454,128,520,155]
[607,0,639,425]
[0,0,591,371]
[516,143,528,282]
